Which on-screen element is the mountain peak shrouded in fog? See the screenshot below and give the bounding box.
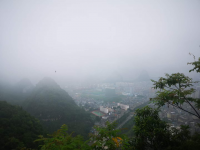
[23,78,94,138]
[36,77,60,89]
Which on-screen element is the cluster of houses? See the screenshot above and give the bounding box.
[99,103,129,114]
[149,103,200,134]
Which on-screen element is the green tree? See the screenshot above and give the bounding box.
[150,55,200,119]
[187,53,200,73]
[150,73,200,119]
[131,106,200,150]
[36,124,90,150]
[89,122,129,150]
[131,106,171,150]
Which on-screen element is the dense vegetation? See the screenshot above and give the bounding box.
[0,101,45,150]
[130,106,200,150]
[36,124,91,150]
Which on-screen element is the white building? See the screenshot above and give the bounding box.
[102,116,109,119]
[100,106,108,113]
[108,108,114,112]
[117,103,129,110]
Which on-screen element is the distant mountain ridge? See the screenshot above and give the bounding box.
[35,77,60,89]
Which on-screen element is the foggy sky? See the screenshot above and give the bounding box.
[0,0,200,85]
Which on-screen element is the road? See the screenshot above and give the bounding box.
[116,114,134,129]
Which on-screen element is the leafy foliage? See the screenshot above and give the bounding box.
[89,122,129,150]
[37,123,130,150]
[36,124,90,150]
[150,73,200,118]
[131,106,171,150]
[131,106,200,150]
[188,54,200,73]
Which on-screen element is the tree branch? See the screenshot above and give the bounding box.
[167,102,200,118]
[165,86,175,90]
[183,96,200,118]
[174,85,179,90]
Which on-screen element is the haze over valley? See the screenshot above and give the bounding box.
[1,0,200,149]
[1,0,200,85]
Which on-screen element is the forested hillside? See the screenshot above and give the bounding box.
[0,77,95,140]
[0,101,45,150]
[23,77,94,138]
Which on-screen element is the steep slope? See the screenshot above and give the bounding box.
[23,77,94,138]
[0,101,45,150]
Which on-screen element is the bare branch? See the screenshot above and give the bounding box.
[167,102,200,118]
[184,96,200,118]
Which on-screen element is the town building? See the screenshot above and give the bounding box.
[100,106,108,113]
[117,103,129,110]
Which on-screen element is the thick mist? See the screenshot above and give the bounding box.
[0,0,200,85]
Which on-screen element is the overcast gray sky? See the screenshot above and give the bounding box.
[0,0,200,85]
